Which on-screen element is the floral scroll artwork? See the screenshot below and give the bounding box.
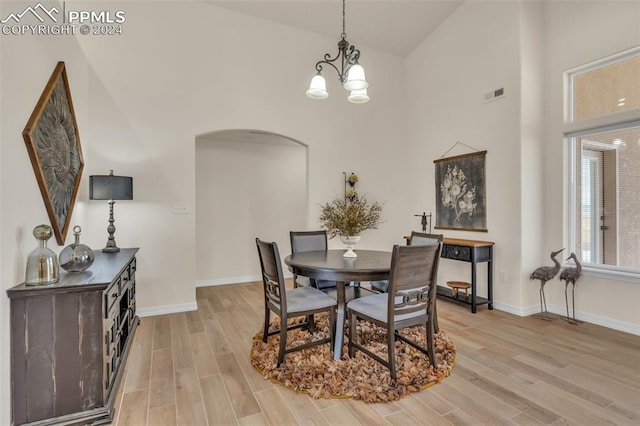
[434,151,487,232]
[23,62,84,245]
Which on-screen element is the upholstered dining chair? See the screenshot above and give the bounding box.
[289,230,337,289]
[256,238,337,367]
[347,242,442,380]
[370,232,443,293]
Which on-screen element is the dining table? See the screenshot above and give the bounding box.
[284,249,391,360]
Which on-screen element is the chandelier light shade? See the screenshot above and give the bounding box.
[306,0,369,103]
[306,73,329,99]
[347,88,370,104]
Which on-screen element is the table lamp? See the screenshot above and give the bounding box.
[89,170,133,253]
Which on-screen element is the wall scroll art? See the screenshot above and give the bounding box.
[23,61,84,245]
[434,150,487,232]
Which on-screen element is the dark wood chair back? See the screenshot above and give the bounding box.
[290,230,328,254]
[289,230,336,290]
[388,243,442,328]
[255,238,286,312]
[255,237,337,367]
[409,231,443,246]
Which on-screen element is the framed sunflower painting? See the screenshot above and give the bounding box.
[23,62,84,245]
[434,150,487,232]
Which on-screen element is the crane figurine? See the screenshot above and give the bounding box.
[530,248,564,320]
[559,252,582,324]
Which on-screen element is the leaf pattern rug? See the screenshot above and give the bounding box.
[250,313,456,403]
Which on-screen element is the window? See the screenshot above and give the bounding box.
[565,48,640,279]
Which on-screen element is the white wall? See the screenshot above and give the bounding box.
[195,135,307,285]
[519,1,545,310]
[70,1,408,312]
[405,1,523,310]
[405,0,640,333]
[540,1,640,331]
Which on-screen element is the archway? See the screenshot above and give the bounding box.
[195,129,308,286]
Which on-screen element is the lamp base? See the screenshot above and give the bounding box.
[103,200,121,253]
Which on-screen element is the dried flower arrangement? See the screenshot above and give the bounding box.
[319,195,383,238]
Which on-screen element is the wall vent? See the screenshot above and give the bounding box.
[482,87,505,103]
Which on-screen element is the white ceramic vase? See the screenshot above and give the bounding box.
[340,235,361,258]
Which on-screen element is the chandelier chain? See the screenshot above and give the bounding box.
[341,0,346,39]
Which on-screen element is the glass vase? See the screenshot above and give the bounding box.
[60,226,95,272]
[25,224,59,285]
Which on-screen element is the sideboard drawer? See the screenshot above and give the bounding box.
[105,279,120,318]
[442,245,472,261]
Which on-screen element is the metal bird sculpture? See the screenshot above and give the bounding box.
[530,248,564,319]
[559,252,582,324]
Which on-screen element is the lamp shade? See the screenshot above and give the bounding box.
[343,64,368,91]
[348,88,370,104]
[89,173,133,200]
[306,74,329,99]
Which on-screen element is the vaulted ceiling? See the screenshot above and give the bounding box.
[207,1,464,57]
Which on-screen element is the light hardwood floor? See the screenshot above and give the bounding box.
[112,281,640,425]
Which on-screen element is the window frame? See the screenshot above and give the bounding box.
[563,47,640,283]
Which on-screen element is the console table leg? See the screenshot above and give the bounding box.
[471,261,478,313]
[488,246,494,310]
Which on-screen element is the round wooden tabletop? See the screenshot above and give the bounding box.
[284,249,391,282]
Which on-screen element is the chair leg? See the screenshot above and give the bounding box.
[427,321,437,369]
[277,314,287,367]
[388,329,397,381]
[433,301,439,333]
[262,307,270,343]
[307,314,316,333]
[348,310,356,357]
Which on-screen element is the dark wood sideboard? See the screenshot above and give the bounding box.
[6,248,139,425]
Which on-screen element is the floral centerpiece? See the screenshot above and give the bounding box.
[319,195,383,238]
[318,194,382,258]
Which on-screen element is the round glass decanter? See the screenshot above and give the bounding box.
[25,224,60,285]
[60,225,95,272]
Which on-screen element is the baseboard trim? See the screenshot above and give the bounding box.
[137,302,198,318]
[196,272,293,288]
[492,301,640,336]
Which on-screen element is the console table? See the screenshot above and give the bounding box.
[405,236,494,313]
[440,238,494,313]
[6,248,139,425]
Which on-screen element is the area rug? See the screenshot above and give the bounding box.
[250,313,456,403]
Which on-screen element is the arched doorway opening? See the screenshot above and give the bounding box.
[195,129,308,286]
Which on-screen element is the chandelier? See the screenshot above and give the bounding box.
[306,0,369,103]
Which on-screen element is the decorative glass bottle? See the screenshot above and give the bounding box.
[25,224,59,285]
[60,226,95,272]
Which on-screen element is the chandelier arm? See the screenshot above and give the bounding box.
[346,46,360,65]
[315,59,342,79]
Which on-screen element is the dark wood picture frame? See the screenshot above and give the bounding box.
[23,61,84,245]
[434,150,487,232]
